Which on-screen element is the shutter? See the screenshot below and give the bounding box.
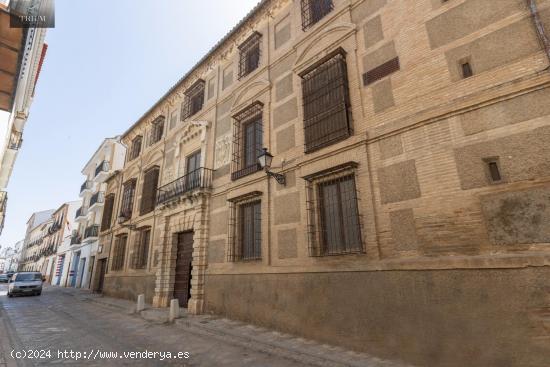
[140,168,159,215]
[100,195,114,231]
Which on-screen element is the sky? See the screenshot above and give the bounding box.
[0,0,260,249]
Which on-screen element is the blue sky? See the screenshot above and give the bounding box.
[0,0,259,249]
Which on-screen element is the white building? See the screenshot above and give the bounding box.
[0,3,48,235]
[49,201,80,286]
[71,137,125,289]
[4,240,23,272]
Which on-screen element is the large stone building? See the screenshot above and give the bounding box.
[97,0,550,366]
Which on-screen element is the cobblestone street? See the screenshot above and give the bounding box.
[0,285,407,367]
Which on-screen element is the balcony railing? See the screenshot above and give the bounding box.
[95,161,110,177]
[8,131,22,150]
[84,225,99,239]
[0,191,7,212]
[75,206,88,219]
[157,167,213,206]
[70,233,81,245]
[80,180,92,193]
[90,191,105,207]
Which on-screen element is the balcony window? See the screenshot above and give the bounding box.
[238,32,261,79]
[181,79,205,120]
[8,130,22,150]
[94,161,109,177]
[90,191,105,207]
[156,167,213,206]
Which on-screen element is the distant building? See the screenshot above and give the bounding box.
[0,2,48,235]
[71,137,125,289]
[19,209,54,271]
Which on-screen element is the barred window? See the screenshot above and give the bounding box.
[120,179,136,221]
[128,136,142,161]
[181,79,205,120]
[149,117,164,146]
[227,193,262,262]
[186,150,202,189]
[131,228,150,269]
[231,102,263,180]
[140,167,159,215]
[111,234,127,271]
[301,50,352,153]
[238,32,261,79]
[100,194,115,231]
[301,0,333,30]
[305,163,363,256]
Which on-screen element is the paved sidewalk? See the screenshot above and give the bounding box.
[59,287,411,367]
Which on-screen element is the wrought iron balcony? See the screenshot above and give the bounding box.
[80,180,93,193]
[94,161,110,177]
[75,206,88,219]
[90,191,105,208]
[157,167,213,206]
[8,131,22,150]
[84,225,99,239]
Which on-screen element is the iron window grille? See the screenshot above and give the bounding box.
[111,234,128,271]
[301,49,352,153]
[149,117,165,146]
[227,192,263,262]
[231,102,263,181]
[362,57,400,86]
[238,32,262,79]
[120,179,137,221]
[304,162,364,256]
[139,167,160,215]
[128,136,142,161]
[131,228,150,269]
[181,79,205,120]
[301,0,333,30]
[100,194,115,231]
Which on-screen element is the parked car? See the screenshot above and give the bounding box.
[0,274,8,283]
[6,271,14,279]
[7,272,43,297]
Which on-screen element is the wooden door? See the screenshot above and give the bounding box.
[97,259,107,292]
[173,231,194,307]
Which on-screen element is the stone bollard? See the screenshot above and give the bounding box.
[169,299,180,322]
[136,294,145,313]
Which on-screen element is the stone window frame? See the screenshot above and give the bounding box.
[226,191,263,262]
[303,161,365,257]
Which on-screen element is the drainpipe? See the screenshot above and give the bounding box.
[527,0,550,64]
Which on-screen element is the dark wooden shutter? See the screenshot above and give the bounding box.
[100,194,115,231]
[140,168,159,215]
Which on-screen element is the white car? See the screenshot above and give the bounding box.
[7,272,43,297]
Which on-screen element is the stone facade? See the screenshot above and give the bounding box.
[98,0,550,366]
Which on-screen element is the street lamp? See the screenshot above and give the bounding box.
[257,148,286,185]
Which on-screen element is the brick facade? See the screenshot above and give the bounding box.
[98,0,550,365]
